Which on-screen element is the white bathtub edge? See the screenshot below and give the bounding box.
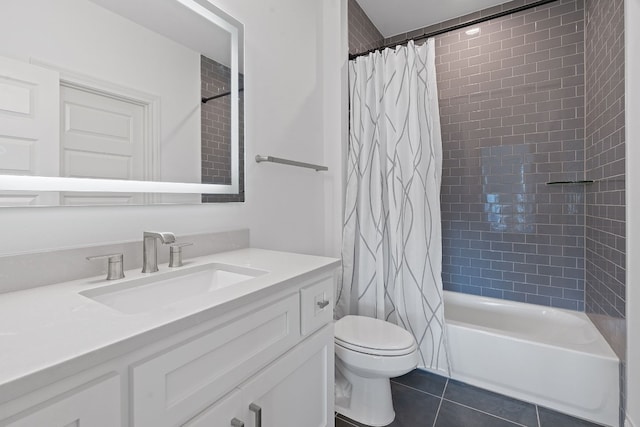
[444,291,620,427]
[446,319,619,361]
[449,368,618,427]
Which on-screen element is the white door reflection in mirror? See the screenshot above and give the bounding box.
[61,87,145,181]
[0,56,59,205]
[60,85,147,205]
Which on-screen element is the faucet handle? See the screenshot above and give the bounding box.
[87,253,125,280]
[168,242,193,268]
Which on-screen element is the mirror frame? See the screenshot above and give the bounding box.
[0,0,242,196]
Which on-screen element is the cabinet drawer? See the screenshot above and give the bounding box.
[132,294,300,427]
[300,275,333,335]
[2,374,121,427]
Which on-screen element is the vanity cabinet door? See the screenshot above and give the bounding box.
[182,389,243,427]
[239,324,334,427]
[2,375,121,427]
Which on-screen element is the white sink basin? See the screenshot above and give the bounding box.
[80,263,267,314]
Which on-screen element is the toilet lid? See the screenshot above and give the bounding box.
[335,315,417,356]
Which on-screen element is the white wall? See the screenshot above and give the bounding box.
[626,0,639,424]
[323,0,349,257]
[0,0,347,257]
[0,0,202,184]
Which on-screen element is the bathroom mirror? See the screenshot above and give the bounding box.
[0,0,244,205]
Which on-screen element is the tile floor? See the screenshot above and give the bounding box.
[335,369,606,427]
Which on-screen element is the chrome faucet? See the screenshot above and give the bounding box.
[142,231,176,273]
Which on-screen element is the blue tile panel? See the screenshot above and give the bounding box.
[584,0,626,422]
[347,0,384,55]
[584,0,626,338]
[433,0,587,309]
[200,56,245,203]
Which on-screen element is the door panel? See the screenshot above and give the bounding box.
[60,86,144,180]
[0,55,60,205]
[59,85,146,204]
[240,325,333,427]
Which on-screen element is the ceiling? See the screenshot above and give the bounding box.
[356,0,513,38]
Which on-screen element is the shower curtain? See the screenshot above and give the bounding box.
[336,39,449,373]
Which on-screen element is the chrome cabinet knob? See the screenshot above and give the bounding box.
[317,300,330,309]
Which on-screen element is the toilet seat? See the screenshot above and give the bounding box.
[335,315,417,356]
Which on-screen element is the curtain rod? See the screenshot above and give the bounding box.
[349,0,559,60]
[202,87,245,104]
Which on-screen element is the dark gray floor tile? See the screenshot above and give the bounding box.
[538,406,606,427]
[337,382,441,427]
[338,375,605,427]
[389,382,441,426]
[336,413,369,427]
[444,379,538,427]
[391,368,448,397]
[435,400,522,427]
[335,415,361,427]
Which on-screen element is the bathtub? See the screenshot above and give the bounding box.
[443,291,619,427]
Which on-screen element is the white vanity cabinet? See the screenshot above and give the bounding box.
[1,375,122,427]
[237,324,333,427]
[186,324,333,427]
[174,275,335,427]
[0,257,337,427]
[132,293,302,426]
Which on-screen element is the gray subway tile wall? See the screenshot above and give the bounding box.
[584,0,625,338]
[200,56,245,203]
[348,0,384,55]
[435,0,587,309]
[584,0,626,421]
[201,56,232,186]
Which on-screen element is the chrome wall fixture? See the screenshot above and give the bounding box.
[255,155,328,172]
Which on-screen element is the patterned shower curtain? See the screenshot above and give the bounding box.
[336,39,449,374]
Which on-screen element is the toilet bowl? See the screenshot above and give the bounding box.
[334,315,419,426]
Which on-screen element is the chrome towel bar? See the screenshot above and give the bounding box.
[255,155,328,172]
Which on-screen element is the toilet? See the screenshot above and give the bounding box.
[334,315,419,426]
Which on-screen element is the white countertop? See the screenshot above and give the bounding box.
[0,248,340,403]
